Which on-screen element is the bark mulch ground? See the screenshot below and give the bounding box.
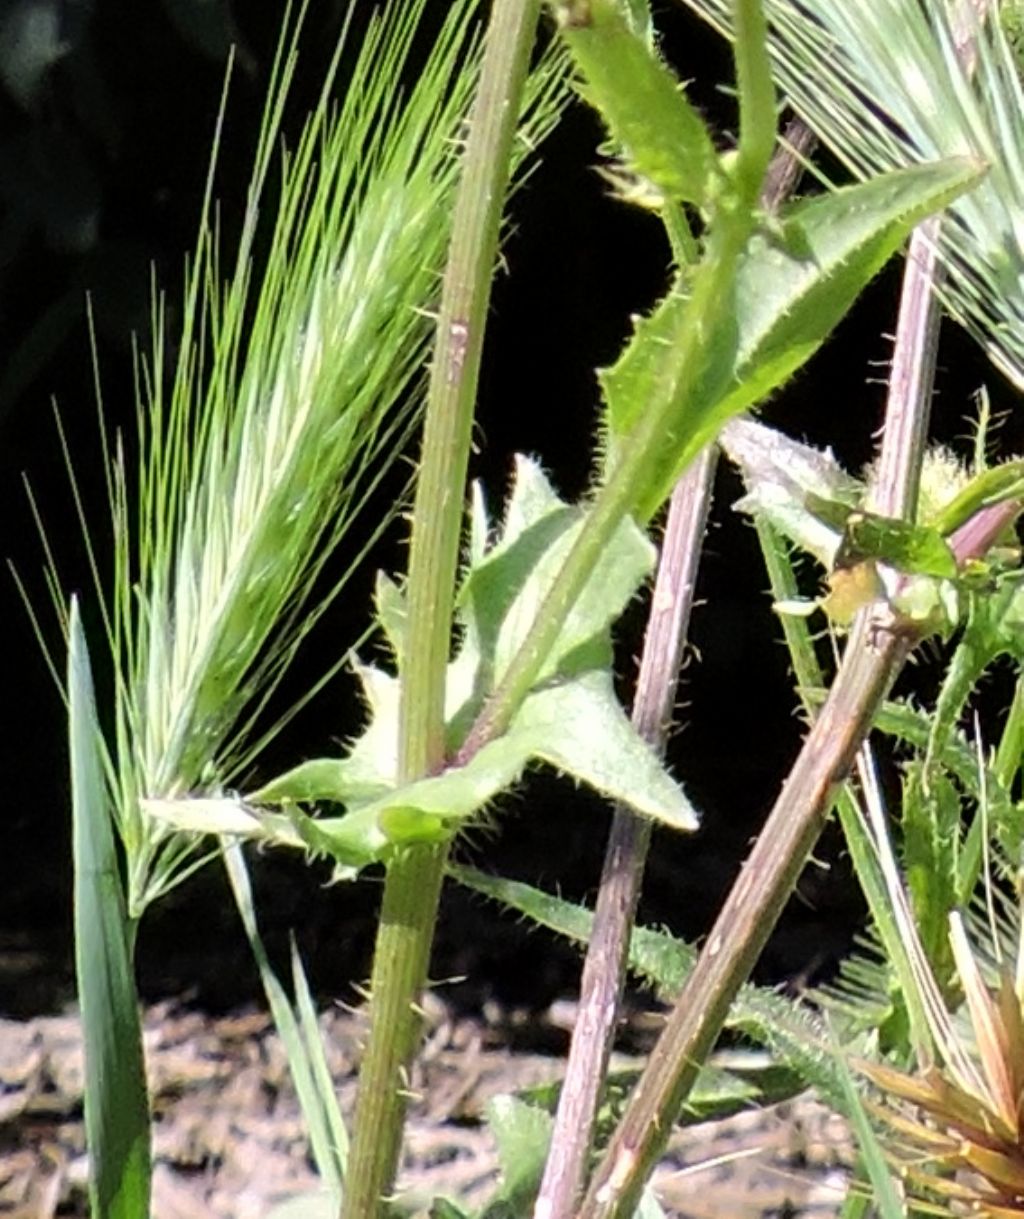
[0,995,856,1218]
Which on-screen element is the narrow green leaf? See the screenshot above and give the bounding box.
[553,0,719,205]
[683,0,1024,391]
[832,1048,906,1219]
[901,761,959,986]
[223,845,347,1196]
[448,865,854,1108]
[708,157,983,416]
[838,1192,876,1219]
[291,939,351,1184]
[873,700,1019,827]
[70,598,151,1219]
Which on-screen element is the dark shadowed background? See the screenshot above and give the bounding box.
[1,0,1017,1021]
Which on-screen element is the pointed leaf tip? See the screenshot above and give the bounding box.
[603,155,985,520]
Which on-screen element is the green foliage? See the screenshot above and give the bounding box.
[224,846,347,1200]
[69,601,151,1219]
[724,416,1024,635]
[553,0,720,207]
[743,418,1024,1080]
[901,761,960,988]
[722,404,1024,1198]
[683,0,1024,391]
[722,417,864,566]
[458,0,981,787]
[871,698,1023,896]
[431,1201,472,1219]
[449,864,858,1113]
[147,458,697,873]
[929,458,1024,535]
[1004,1,1024,72]
[53,0,1021,1213]
[836,514,956,581]
[44,0,565,920]
[601,158,982,519]
[832,1051,907,1219]
[470,1091,668,1219]
[479,1095,554,1217]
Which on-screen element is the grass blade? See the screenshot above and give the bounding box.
[291,936,350,1183]
[70,597,151,1218]
[223,844,346,1198]
[832,1047,906,1219]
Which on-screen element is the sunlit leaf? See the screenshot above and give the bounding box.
[604,157,983,518]
[682,0,1024,390]
[553,0,719,206]
[149,457,698,874]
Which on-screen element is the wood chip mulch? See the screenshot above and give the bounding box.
[0,999,856,1218]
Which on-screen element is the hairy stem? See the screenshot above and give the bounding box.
[457,0,776,765]
[579,124,954,1219]
[534,449,716,1219]
[866,220,942,519]
[340,4,541,1213]
[578,614,916,1219]
[534,117,813,1219]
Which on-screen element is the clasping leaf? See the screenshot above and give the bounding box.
[147,458,698,874]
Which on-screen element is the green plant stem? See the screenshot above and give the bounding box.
[755,514,934,1053]
[843,212,946,1058]
[459,216,749,765]
[340,4,541,1214]
[535,120,812,1219]
[732,0,775,205]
